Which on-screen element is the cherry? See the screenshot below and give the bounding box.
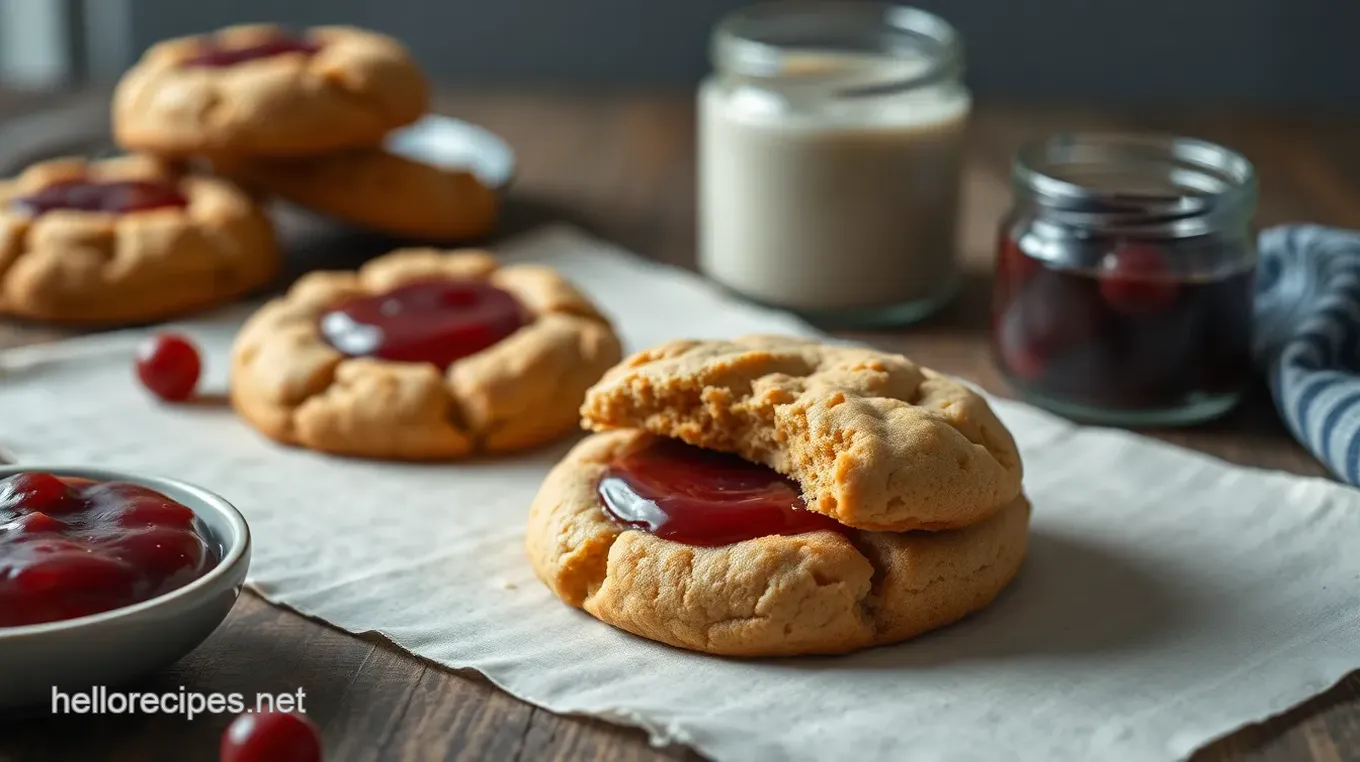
[221,712,323,762]
[1097,243,1180,314]
[135,333,202,402]
[0,473,76,515]
[994,269,1106,384]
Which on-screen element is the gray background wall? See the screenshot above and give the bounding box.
[7,0,1360,106]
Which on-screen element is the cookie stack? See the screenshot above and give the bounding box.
[0,25,500,326]
[527,336,1030,656]
[114,24,498,242]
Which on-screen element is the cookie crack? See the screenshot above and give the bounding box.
[315,67,393,124]
[844,532,889,627]
[578,524,627,605]
[444,390,475,443]
[845,528,1005,636]
[199,88,227,132]
[0,216,32,298]
[702,614,768,648]
[278,355,352,442]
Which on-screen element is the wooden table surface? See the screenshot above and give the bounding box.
[0,89,1358,762]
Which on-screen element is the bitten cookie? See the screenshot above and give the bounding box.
[216,148,498,241]
[527,430,1031,657]
[113,25,427,157]
[0,155,277,324]
[582,335,1023,532]
[230,248,622,459]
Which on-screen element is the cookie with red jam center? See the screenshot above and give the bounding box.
[113,24,428,156]
[526,429,1031,657]
[581,335,1024,532]
[230,247,621,460]
[0,155,277,324]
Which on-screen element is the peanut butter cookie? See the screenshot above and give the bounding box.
[230,248,622,459]
[527,430,1030,657]
[0,155,277,324]
[216,147,498,241]
[582,335,1023,532]
[113,25,427,157]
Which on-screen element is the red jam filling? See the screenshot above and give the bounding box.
[0,472,217,628]
[319,279,528,370]
[9,179,188,216]
[991,231,1254,409]
[183,34,321,68]
[598,439,845,547]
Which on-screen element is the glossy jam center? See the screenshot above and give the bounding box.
[0,473,217,628]
[599,439,844,547]
[184,34,321,68]
[9,179,188,216]
[319,279,528,370]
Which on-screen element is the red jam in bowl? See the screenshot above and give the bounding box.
[319,280,528,370]
[9,179,188,217]
[184,34,321,68]
[598,439,845,547]
[0,472,218,628]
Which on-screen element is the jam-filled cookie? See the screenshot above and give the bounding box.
[0,155,277,324]
[216,147,498,241]
[113,25,427,157]
[581,335,1023,532]
[230,248,622,459]
[527,429,1030,656]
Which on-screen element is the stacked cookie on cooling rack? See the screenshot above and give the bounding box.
[527,335,1031,657]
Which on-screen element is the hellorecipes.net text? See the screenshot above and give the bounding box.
[51,686,307,721]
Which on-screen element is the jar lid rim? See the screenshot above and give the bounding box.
[712,1,963,95]
[1013,133,1257,217]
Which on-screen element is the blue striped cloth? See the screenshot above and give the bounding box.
[1256,225,1360,484]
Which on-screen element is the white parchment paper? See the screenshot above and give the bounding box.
[2,227,1358,762]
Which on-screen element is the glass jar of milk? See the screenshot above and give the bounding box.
[699,2,970,326]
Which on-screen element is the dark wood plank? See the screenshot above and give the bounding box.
[1,90,1359,762]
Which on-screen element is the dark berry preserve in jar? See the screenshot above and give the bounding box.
[992,133,1257,426]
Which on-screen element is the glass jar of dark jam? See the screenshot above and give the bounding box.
[992,133,1257,426]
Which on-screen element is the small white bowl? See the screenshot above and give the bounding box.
[0,466,251,709]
